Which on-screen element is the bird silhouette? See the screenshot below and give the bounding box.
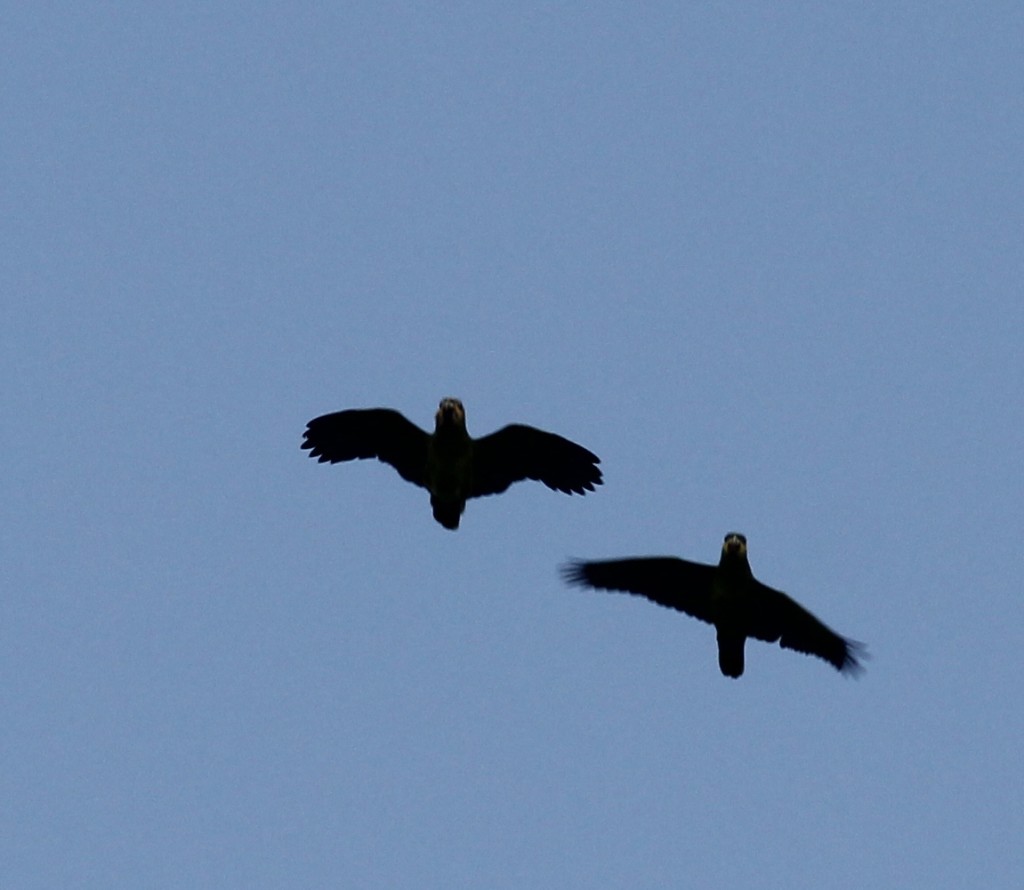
[563,532,864,677]
[302,398,602,529]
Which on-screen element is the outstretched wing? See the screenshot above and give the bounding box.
[469,424,602,498]
[561,557,716,625]
[301,408,430,488]
[746,581,865,674]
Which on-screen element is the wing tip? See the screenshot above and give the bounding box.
[551,438,602,495]
[557,464,604,496]
[300,435,338,463]
[838,639,869,676]
[559,559,590,587]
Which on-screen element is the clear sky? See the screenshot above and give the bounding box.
[3,3,1022,888]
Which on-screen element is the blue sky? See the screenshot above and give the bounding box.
[3,3,1022,887]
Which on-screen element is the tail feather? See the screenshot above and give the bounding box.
[430,496,464,530]
[717,632,745,678]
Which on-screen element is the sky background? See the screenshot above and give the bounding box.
[3,3,1022,888]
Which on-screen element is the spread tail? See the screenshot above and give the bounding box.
[430,496,464,531]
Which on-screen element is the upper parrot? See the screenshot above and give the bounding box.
[302,398,602,530]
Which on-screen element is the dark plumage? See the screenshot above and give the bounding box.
[562,532,864,678]
[302,398,602,529]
